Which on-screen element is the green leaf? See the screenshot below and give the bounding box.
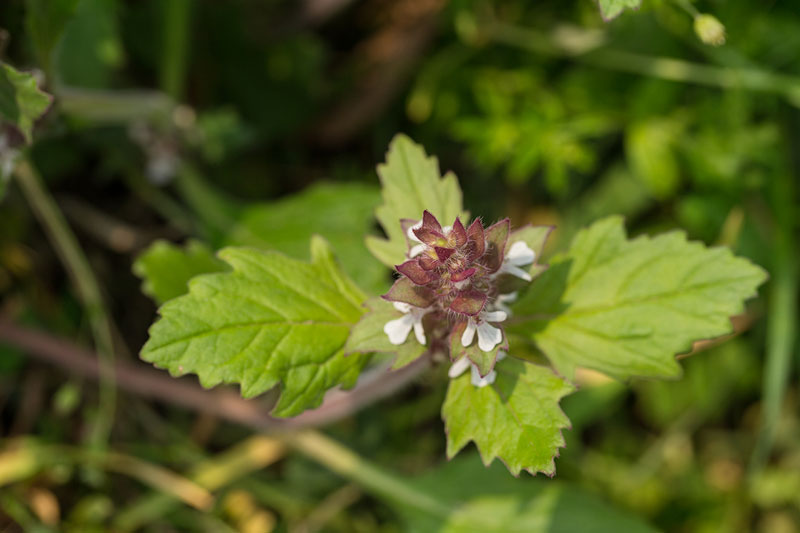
[344,298,428,369]
[366,134,465,268]
[140,240,371,417]
[132,240,227,305]
[0,62,53,143]
[442,357,574,476]
[401,457,658,533]
[596,0,641,21]
[224,182,387,295]
[24,0,80,73]
[510,216,767,380]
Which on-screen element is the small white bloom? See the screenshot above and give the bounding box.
[383,302,430,345]
[497,241,536,281]
[407,221,426,258]
[494,292,518,317]
[448,351,507,388]
[461,310,507,352]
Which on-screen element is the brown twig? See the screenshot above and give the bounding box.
[0,316,429,431]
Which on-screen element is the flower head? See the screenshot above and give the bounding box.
[381,210,545,385]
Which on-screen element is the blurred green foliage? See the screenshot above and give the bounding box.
[1,0,799,531]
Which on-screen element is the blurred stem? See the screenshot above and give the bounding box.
[489,22,800,105]
[285,430,450,517]
[12,159,116,457]
[750,173,798,473]
[160,0,193,100]
[672,0,699,18]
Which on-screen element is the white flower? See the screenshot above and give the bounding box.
[383,302,430,345]
[406,220,452,258]
[494,291,518,317]
[461,310,507,352]
[448,351,507,388]
[497,241,536,281]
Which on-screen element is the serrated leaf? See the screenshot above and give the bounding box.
[0,62,52,143]
[510,216,767,380]
[344,297,428,369]
[596,0,641,21]
[133,240,227,305]
[401,457,658,533]
[366,134,465,268]
[141,240,370,417]
[443,357,574,476]
[224,182,387,295]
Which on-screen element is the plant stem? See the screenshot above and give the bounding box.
[489,22,800,105]
[285,430,451,517]
[160,0,193,100]
[12,159,117,456]
[750,173,798,473]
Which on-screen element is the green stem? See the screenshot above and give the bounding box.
[13,159,117,455]
[489,23,800,105]
[160,0,193,100]
[750,173,798,473]
[286,430,450,517]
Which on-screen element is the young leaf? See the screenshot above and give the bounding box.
[133,240,226,305]
[510,216,767,381]
[226,182,386,294]
[402,457,658,533]
[344,298,428,369]
[366,134,465,268]
[442,357,574,476]
[141,239,370,417]
[596,0,641,21]
[0,62,53,143]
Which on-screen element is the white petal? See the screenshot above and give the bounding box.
[476,322,503,352]
[412,318,427,345]
[392,301,412,313]
[496,292,518,304]
[501,263,532,282]
[408,244,426,258]
[384,315,414,345]
[442,225,452,234]
[496,350,507,361]
[507,241,536,266]
[470,365,496,388]
[448,357,471,378]
[481,310,507,323]
[407,221,423,242]
[461,320,476,347]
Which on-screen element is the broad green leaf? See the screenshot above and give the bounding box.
[366,134,464,268]
[25,0,80,73]
[56,0,124,88]
[344,297,428,369]
[132,240,226,305]
[442,357,574,476]
[401,457,658,533]
[510,216,767,380]
[141,240,370,417]
[0,63,52,143]
[179,176,388,295]
[596,0,641,21]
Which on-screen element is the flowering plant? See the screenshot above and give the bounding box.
[141,135,766,476]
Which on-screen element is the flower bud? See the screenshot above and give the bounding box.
[694,14,726,47]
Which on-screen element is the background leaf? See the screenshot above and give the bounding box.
[401,456,658,533]
[366,134,465,268]
[141,240,370,417]
[596,0,642,21]
[132,240,226,305]
[0,62,52,143]
[510,216,767,380]
[442,357,574,476]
